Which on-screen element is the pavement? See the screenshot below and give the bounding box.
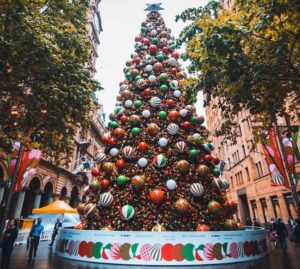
[1,240,300,269]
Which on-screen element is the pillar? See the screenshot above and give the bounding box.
[33,192,42,209]
[47,193,54,205]
[14,191,25,219]
[0,186,5,202]
[278,194,289,224]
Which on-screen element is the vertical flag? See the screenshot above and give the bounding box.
[261,127,290,188]
[279,126,299,185]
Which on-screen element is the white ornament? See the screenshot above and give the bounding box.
[167,123,179,135]
[179,109,188,117]
[131,52,138,58]
[150,97,161,108]
[142,109,151,118]
[115,101,122,107]
[148,75,156,83]
[192,133,201,140]
[145,64,153,72]
[137,158,148,168]
[109,148,119,157]
[166,179,177,190]
[168,57,177,66]
[151,29,157,36]
[158,138,168,147]
[125,100,133,108]
[174,90,181,97]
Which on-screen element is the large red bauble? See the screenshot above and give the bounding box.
[203,154,213,163]
[172,51,180,59]
[147,123,159,135]
[89,182,100,192]
[91,168,101,177]
[162,47,169,54]
[135,36,142,42]
[213,156,220,165]
[138,142,148,151]
[182,121,191,129]
[166,99,175,108]
[168,111,179,121]
[143,38,151,46]
[143,88,152,96]
[107,137,117,145]
[196,224,210,232]
[75,222,85,230]
[101,133,110,143]
[150,189,165,205]
[153,62,163,72]
[113,127,125,138]
[133,57,142,64]
[120,115,129,123]
[100,179,110,189]
[103,162,115,173]
[149,44,158,54]
[116,159,125,169]
[175,198,190,214]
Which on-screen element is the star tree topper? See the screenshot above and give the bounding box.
[145,3,164,12]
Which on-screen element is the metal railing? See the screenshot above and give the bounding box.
[14,229,52,245]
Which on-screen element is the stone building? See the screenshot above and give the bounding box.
[0,0,105,219]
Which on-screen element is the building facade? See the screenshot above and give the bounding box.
[206,97,300,225]
[0,0,105,219]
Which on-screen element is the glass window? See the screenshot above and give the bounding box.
[242,145,246,157]
[284,194,297,219]
[230,176,234,188]
[245,167,250,181]
[271,196,282,219]
[237,150,240,161]
[250,200,258,219]
[260,198,268,223]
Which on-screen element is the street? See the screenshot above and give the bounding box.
[2,240,299,269]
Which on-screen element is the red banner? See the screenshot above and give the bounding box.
[261,127,290,188]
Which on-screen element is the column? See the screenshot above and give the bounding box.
[14,191,25,219]
[47,193,54,205]
[278,194,289,224]
[265,197,275,221]
[33,191,42,209]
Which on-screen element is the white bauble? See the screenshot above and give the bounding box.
[131,52,138,58]
[174,90,181,97]
[109,148,119,157]
[137,157,148,168]
[145,64,153,72]
[149,75,156,83]
[115,101,122,107]
[192,133,201,140]
[158,138,168,147]
[151,29,157,36]
[142,109,151,118]
[166,179,177,190]
[125,100,133,108]
[179,109,188,117]
[168,57,177,66]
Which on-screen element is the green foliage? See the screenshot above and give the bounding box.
[0,0,101,162]
[177,0,300,140]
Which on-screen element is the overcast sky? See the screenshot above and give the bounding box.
[95,0,208,121]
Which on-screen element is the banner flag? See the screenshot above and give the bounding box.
[261,127,290,188]
[7,142,42,193]
[279,126,299,185]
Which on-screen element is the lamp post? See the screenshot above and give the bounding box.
[0,144,24,237]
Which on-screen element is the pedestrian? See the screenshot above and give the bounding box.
[245,217,252,226]
[28,217,44,264]
[1,219,18,269]
[274,218,288,253]
[288,217,296,231]
[49,218,62,247]
[252,217,260,227]
[293,218,300,246]
[269,218,278,248]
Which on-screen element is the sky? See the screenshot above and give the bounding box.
[95,0,208,121]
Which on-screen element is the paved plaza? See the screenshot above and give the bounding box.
[1,240,299,269]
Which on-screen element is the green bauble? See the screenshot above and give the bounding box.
[181,53,188,60]
[141,27,146,33]
[189,149,198,158]
[134,100,142,108]
[117,175,127,186]
[109,113,116,121]
[159,73,167,82]
[156,54,164,62]
[158,111,167,120]
[125,72,132,79]
[160,85,168,93]
[213,168,221,177]
[135,75,142,82]
[108,121,118,129]
[152,38,158,45]
[190,116,197,124]
[131,127,140,136]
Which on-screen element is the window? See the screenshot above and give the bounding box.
[271,196,282,219]
[245,167,250,181]
[250,200,258,220]
[230,176,234,188]
[235,173,239,186]
[284,194,297,219]
[237,150,240,161]
[256,161,263,177]
[242,145,246,157]
[260,198,268,223]
[228,158,231,168]
[240,171,243,184]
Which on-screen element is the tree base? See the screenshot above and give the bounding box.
[55,228,267,265]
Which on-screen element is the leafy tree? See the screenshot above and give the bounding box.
[176,0,300,141]
[0,0,100,162]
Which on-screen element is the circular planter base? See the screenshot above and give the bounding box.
[55,228,267,266]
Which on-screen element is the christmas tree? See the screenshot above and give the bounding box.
[78,7,237,232]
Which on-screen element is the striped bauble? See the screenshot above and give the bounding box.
[99,192,113,207]
[153,154,167,167]
[176,160,190,173]
[190,183,204,197]
[95,152,106,163]
[120,205,135,220]
[149,97,161,108]
[175,141,187,152]
[131,175,145,191]
[167,123,179,135]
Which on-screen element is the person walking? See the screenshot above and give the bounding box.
[28,217,44,264]
[1,219,18,269]
[245,217,252,227]
[274,218,288,253]
[49,218,62,247]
